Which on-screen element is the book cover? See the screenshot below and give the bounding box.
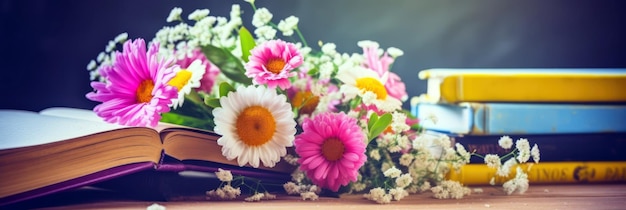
[448,161,626,185]
[411,102,626,135]
[450,133,626,163]
[418,68,626,103]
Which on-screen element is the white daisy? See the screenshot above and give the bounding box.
[336,66,402,112]
[168,60,206,109]
[212,85,297,168]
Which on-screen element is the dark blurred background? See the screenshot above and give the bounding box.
[1,0,625,112]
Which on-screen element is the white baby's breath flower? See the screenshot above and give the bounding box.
[391,112,410,133]
[300,191,318,200]
[531,144,540,163]
[252,7,273,27]
[188,9,210,21]
[215,168,233,182]
[383,166,402,178]
[230,4,241,18]
[291,169,305,183]
[430,180,471,199]
[516,138,531,163]
[369,149,381,161]
[254,25,277,40]
[364,187,392,204]
[283,182,299,195]
[86,60,97,70]
[497,158,516,177]
[244,193,265,202]
[357,40,379,49]
[484,154,501,168]
[503,166,529,195]
[389,187,409,201]
[97,52,107,62]
[114,32,128,43]
[387,47,404,57]
[318,62,334,80]
[147,203,166,210]
[455,143,471,163]
[263,192,277,200]
[381,162,394,173]
[105,41,116,52]
[399,153,414,166]
[395,173,413,188]
[277,16,299,36]
[166,7,183,22]
[498,136,513,149]
[321,43,337,55]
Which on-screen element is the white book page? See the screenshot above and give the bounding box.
[0,109,127,150]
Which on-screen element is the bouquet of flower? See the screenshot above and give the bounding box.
[86,0,540,204]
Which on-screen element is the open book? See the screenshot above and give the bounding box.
[0,107,294,206]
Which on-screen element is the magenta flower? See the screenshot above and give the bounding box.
[295,112,367,192]
[362,45,408,101]
[245,39,303,89]
[86,39,178,127]
[176,48,221,94]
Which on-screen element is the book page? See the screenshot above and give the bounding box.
[0,110,127,150]
[39,107,108,123]
[38,107,200,133]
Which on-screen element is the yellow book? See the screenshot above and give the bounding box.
[418,68,626,103]
[447,161,626,186]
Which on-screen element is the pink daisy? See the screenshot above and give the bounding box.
[362,45,408,101]
[294,112,367,192]
[86,38,178,127]
[244,39,303,89]
[176,48,221,94]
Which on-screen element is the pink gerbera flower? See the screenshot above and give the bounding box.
[294,112,367,192]
[86,38,178,127]
[244,39,303,89]
[176,48,221,94]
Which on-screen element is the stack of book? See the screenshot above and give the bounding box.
[411,68,626,185]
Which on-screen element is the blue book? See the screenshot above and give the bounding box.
[411,102,626,135]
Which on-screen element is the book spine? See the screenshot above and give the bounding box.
[453,133,626,163]
[473,103,626,135]
[413,102,626,135]
[447,162,626,185]
[440,74,626,103]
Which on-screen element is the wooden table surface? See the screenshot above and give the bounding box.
[7,184,626,210]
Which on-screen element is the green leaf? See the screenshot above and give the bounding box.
[160,112,214,131]
[204,97,221,108]
[239,26,256,63]
[201,45,252,85]
[367,112,378,131]
[368,113,392,141]
[218,82,235,97]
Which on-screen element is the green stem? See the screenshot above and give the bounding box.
[294,27,309,48]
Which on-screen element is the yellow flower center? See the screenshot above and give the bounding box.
[291,91,320,115]
[136,79,154,103]
[168,69,192,91]
[266,58,286,74]
[235,105,276,146]
[321,138,345,161]
[356,77,387,100]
